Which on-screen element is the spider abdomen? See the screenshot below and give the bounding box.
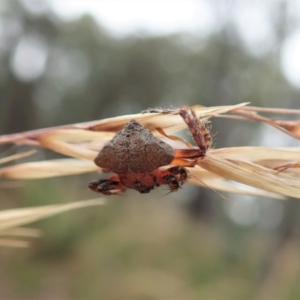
[94,120,174,173]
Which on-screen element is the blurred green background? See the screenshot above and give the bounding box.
[1,0,300,299]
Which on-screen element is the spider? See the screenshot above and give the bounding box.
[89,107,211,195]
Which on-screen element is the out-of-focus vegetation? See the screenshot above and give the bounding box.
[1,0,300,299]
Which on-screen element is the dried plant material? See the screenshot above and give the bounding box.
[221,106,300,140]
[0,102,300,200]
[271,120,300,140]
[0,239,31,248]
[208,147,300,176]
[37,135,97,160]
[200,154,300,199]
[0,103,248,147]
[0,227,42,237]
[241,106,300,114]
[77,103,249,134]
[273,162,300,172]
[0,198,106,231]
[188,168,284,200]
[0,150,36,165]
[1,103,300,246]
[0,159,98,179]
[0,156,284,199]
[0,198,106,247]
[0,228,42,248]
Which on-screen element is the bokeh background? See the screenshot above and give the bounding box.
[1,0,300,299]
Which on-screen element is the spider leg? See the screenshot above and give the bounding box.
[173,149,204,159]
[159,166,188,192]
[171,148,210,167]
[156,127,193,148]
[170,157,198,167]
[190,108,211,150]
[89,176,126,195]
[160,174,180,192]
[132,179,155,193]
[167,166,188,183]
[179,107,211,155]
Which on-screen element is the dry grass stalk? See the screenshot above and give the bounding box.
[1,103,299,197]
[220,105,300,140]
[0,198,106,247]
[1,103,300,246]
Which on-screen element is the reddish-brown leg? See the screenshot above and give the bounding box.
[179,107,211,155]
[158,166,188,192]
[162,107,211,167]
[156,122,209,167]
[173,149,204,159]
[169,157,198,167]
[89,175,126,195]
[156,127,193,148]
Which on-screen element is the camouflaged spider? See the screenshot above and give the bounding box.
[89,107,211,195]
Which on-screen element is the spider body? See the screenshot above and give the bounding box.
[95,119,174,173]
[89,107,211,195]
